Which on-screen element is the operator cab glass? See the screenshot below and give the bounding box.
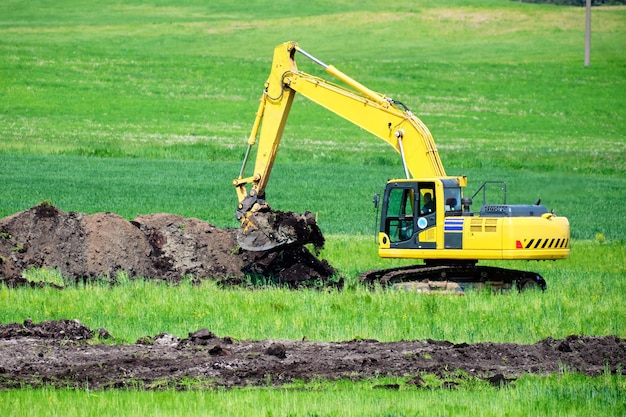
[384,186,415,243]
[381,181,438,249]
[444,186,462,214]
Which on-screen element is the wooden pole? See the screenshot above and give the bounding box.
[585,0,591,67]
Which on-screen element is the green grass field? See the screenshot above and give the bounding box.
[0,0,625,415]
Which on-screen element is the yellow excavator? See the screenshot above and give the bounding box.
[233,41,570,292]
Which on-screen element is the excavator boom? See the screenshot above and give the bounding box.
[234,42,458,251]
[235,42,448,203]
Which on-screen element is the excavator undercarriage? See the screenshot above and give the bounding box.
[359,262,547,294]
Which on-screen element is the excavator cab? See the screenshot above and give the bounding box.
[379,180,439,249]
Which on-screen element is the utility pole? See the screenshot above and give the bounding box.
[585,0,591,67]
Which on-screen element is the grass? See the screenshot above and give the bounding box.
[2,240,624,344]
[1,2,625,176]
[0,154,624,241]
[0,373,624,417]
[2,57,624,174]
[0,0,625,415]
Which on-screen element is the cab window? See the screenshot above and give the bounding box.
[419,185,436,216]
[385,187,414,242]
[444,187,462,213]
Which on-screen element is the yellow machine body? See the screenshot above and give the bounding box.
[376,178,569,263]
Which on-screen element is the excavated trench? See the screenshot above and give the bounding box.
[0,319,623,390]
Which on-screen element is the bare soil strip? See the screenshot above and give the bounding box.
[0,320,624,390]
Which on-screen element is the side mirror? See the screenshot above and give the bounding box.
[373,194,380,209]
[461,197,473,214]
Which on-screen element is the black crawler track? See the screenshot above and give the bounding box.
[359,263,546,294]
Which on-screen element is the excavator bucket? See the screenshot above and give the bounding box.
[237,210,325,252]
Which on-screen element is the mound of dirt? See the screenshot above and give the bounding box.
[0,319,93,341]
[0,320,623,390]
[0,204,338,288]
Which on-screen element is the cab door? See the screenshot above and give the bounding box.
[415,182,437,249]
[381,183,416,248]
[380,181,437,249]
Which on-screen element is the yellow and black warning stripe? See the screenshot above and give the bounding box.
[523,238,570,249]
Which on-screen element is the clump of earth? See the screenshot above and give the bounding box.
[0,319,623,390]
[0,204,338,288]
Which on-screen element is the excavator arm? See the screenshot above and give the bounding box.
[234,42,455,250]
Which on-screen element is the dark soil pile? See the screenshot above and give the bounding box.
[0,204,337,288]
[236,209,325,251]
[0,320,623,390]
